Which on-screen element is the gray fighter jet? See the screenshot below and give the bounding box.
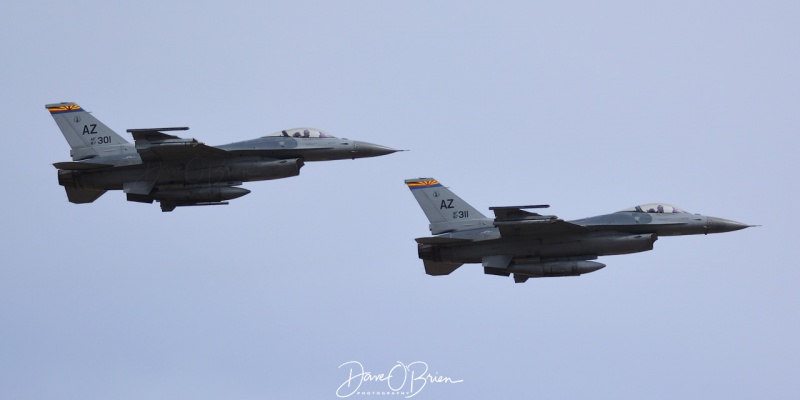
[406,178,753,283]
[47,102,399,211]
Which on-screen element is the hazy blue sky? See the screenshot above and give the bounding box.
[1,1,798,399]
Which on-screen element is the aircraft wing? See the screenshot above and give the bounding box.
[492,206,587,237]
[128,127,228,162]
[494,219,588,237]
[490,205,550,220]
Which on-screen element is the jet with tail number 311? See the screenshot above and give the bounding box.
[405,178,754,283]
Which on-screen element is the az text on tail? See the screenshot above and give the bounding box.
[405,178,489,234]
[46,102,129,161]
[405,177,494,276]
[47,102,131,203]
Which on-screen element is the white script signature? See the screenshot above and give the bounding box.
[336,360,463,398]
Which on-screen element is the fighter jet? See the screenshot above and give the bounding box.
[405,178,753,283]
[47,102,399,211]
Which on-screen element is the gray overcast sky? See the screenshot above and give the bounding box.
[1,1,798,399]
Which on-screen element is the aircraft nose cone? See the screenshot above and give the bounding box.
[352,141,401,158]
[706,217,752,234]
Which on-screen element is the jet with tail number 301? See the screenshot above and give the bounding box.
[405,178,754,283]
[47,102,399,211]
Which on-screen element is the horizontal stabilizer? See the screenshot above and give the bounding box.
[415,236,472,245]
[65,187,106,203]
[422,260,463,276]
[53,161,113,170]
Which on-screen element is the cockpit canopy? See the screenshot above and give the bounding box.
[264,128,336,139]
[620,204,687,214]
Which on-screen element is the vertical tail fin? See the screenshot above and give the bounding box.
[46,102,129,160]
[405,178,489,234]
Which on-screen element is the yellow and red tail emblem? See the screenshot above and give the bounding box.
[47,104,83,114]
[407,179,442,190]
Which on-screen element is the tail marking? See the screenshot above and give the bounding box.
[407,179,442,190]
[47,104,84,114]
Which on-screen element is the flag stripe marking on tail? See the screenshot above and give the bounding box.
[407,179,442,190]
[47,104,83,114]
